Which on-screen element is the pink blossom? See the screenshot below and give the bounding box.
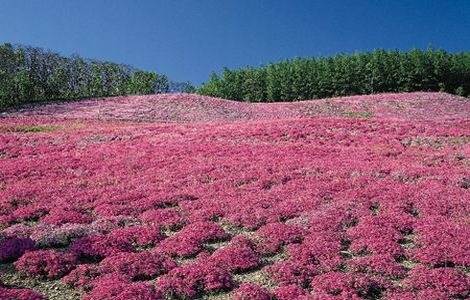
[403,265,470,298]
[207,245,260,272]
[274,285,309,300]
[0,287,45,300]
[71,234,134,261]
[14,249,77,279]
[157,263,234,298]
[99,251,176,280]
[83,274,162,300]
[234,283,274,300]
[62,264,102,291]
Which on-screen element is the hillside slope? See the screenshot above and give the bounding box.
[4,92,469,123]
[1,114,470,299]
[1,91,470,299]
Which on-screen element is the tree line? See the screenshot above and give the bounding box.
[196,49,470,102]
[0,43,171,109]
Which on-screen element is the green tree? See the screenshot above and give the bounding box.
[0,43,16,107]
[197,72,222,97]
[0,42,171,109]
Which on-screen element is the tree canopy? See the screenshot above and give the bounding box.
[0,43,170,109]
[197,49,470,102]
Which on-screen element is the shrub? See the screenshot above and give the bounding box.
[411,217,470,266]
[71,234,134,261]
[274,285,309,300]
[349,238,404,258]
[266,260,317,286]
[10,204,49,224]
[0,287,45,300]
[62,264,102,291]
[207,246,260,272]
[88,216,139,233]
[0,237,35,263]
[157,235,202,257]
[286,232,343,272]
[83,274,162,300]
[99,251,176,280]
[139,208,185,230]
[347,254,405,278]
[386,289,447,300]
[255,223,304,254]
[30,223,91,247]
[2,224,33,238]
[14,249,77,279]
[234,284,274,300]
[228,235,257,250]
[403,266,470,298]
[157,263,234,298]
[107,225,164,247]
[157,221,227,257]
[41,209,92,226]
[346,220,403,242]
[310,272,387,299]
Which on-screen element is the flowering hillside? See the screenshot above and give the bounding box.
[6,92,470,122]
[1,92,470,299]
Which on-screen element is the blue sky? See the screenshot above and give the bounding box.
[1,0,469,85]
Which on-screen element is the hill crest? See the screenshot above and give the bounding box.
[4,92,469,123]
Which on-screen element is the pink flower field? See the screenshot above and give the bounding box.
[1,92,470,299]
[6,92,470,122]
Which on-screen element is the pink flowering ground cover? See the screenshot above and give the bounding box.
[5,92,470,122]
[0,92,470,299]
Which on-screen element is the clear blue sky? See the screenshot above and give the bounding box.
[1,0,469,85]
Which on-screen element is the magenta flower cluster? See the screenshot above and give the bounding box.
[14,249,77,279]
[71,234,134,260]
[99,251,176,280]
[0,287,45,300]
[81,274,163,300]
[156,221,228,257]
[234,283,274,300]
[157,262,234,298]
